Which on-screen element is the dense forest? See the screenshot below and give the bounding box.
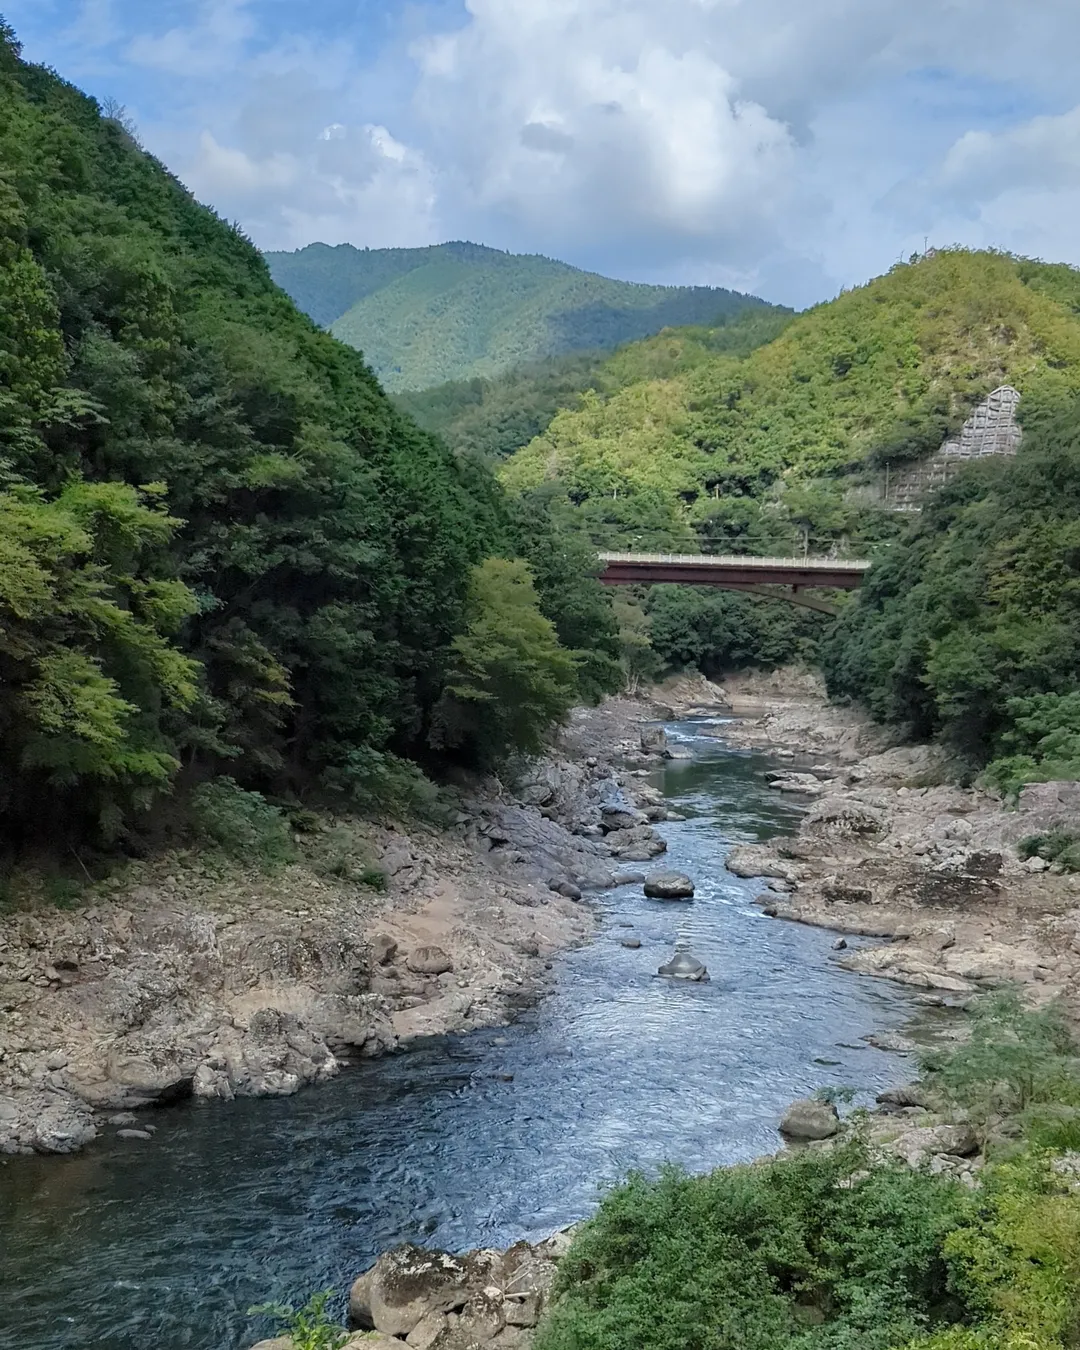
[266,240,778,391]
[0,22,619,851]
[825,390,1080,789]
[501,249,1080,556]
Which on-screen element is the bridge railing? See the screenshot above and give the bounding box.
[596,551,871,572]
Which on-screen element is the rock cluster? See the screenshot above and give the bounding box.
[343,1234,571,1350]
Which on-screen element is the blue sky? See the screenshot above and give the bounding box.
[5,0,1080,308]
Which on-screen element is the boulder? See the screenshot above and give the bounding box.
[889,1123,978,1167]
[358,1246,473,1338]
[406,947,454,977]
[370,933,398,966]
[600,804,649,832]
[657,951,709,981]
[640,727,669,757]
[643,871,695,900]
[779,1098,840,1140]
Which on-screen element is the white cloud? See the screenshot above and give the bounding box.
[12,0,1080,305]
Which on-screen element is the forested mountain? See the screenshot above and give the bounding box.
[0,21,618,850]
[501,250,1080,556]
[265,240,778,391]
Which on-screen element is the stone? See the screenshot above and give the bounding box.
[889,1123,978,1167]
[621,938,642,949]
[613,871,646,885]
[600,804,648,832]
[553,881,582,901]
[406,1310,448,1349]
[362,1246,472,1338]
[505,1292,542,1327]
[658,950,709,981]
[371,934,398,965]
[832,938,848,950]
[779,1098,840,1140]
[643,871,695,900]
[640,727,669,756]
[406,947,455,977]
[117,1128,153,1141]
[106,1112,138,1126]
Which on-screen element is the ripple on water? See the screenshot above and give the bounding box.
[0,723,921,1350]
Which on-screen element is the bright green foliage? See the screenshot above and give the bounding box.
[825,396,1080,766]
[248,1289,347,1350]
[502,249,1080,557]
[430,558,578,767]
[909,1156,1080,1350]
[536,1148,976,1350]
[0,24,517,842]
[395,309,794,461]
[267,240,775,391]
[190,778,296,871]
[918,992,1080,1142]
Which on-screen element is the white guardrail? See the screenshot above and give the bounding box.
[596,552,871,571]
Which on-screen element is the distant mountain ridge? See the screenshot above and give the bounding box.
[264,241,776,391]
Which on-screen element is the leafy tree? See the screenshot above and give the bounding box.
[430,558,577,767]
[824,394,1080,768]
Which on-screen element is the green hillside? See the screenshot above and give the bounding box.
[265,240,776,391]
[0,21,619,847]
[501,249,1080,554]
[395,307,794,461]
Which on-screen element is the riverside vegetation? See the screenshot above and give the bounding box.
[0,19,622,863]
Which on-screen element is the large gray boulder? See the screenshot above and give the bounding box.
[644,871,695,900]
[779,1098,840,1140]
[889,1123,978,1167]
[658,951,709,981]
[351,1246,474,1338]
[640,727,669,757]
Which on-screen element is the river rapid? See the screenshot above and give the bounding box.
[0,722,924,1350]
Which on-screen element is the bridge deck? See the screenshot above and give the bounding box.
[597,551,870,590]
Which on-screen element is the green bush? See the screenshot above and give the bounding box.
[190,778,296,870]
[535,1148,976,1350]
[248,1289,347,1350]
[1017,830,1080,873]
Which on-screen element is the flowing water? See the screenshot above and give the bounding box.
[0,722,924,1350]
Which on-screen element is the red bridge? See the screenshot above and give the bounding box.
[596,552,871,614]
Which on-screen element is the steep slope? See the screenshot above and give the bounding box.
[501,250,1080,553]
[395,307,794,461]
[0,24,518,844]
[266,240,776,390]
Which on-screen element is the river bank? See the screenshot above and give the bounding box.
[715,670,1080,1020]
[0,690,695,1157]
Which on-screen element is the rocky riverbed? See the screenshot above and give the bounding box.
[716,670,1080,1021]
[0,690,700,1157]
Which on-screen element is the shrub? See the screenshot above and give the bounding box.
[190,778,296,870]
[1018,830,1080,873]
[248,1290,347,1350]
[535,1148,976,1350]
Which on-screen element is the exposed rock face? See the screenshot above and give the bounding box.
[348,1233,569,1347]
[643,871,695,900]
[779,1098,840,1140]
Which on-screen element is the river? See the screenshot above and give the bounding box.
[0,721,923,1350]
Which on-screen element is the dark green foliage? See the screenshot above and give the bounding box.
[824,397,1080,767]
[505,489,621,702]
[190,778,296,871]
[536,1149,975,1350]
[1018,830,1080,873]
[647,586,828,676]
[0,25,525,844]
[430,558,578,768]
[268,240,776,391]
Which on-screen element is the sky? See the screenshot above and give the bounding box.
[4,0,1080,308]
